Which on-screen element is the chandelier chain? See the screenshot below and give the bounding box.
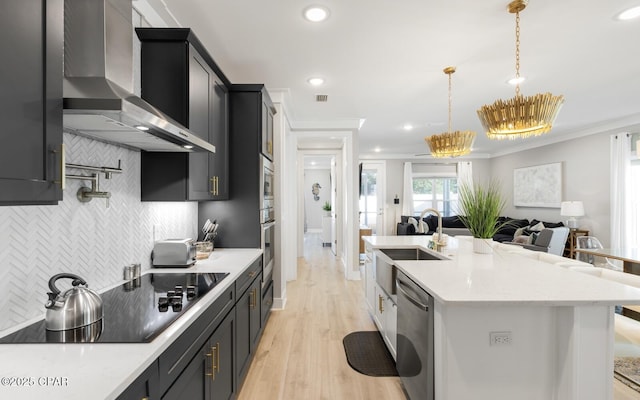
[448,72,452,133]
[515,10,521,97]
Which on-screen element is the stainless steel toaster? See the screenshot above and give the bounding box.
[152,239,197,267]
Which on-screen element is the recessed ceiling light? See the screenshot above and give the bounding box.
[303,5,330,22]
[403,124,413,131]
[311,161,316,165]
[183,145,194,150]
[616,6,640,20]
[374,147,381,153]
[508,76,525,85]
[135,125,150,131]
[308,77,325,86]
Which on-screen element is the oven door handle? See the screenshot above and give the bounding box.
[262,221,276,228]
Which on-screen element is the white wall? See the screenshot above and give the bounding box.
[490,133,611,245]
[0,133,197,332]
[304,169,331,231]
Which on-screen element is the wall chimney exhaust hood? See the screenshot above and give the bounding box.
[63,0,215,153]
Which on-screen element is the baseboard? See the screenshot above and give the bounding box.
[272,296,287,310]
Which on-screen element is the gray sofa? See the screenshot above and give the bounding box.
[397,215,565,243]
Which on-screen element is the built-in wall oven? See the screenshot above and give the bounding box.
[260,156,275,286]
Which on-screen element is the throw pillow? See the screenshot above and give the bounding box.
[529,221,545,231]
[408,217,418,231]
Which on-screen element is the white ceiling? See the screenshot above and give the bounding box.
[136,0,640,159]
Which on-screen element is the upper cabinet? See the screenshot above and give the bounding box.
[0,0,63,205]
[137,28,229,201]
[261,98,275,161]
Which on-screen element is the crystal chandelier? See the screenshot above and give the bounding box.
[477,0,564,139]
[425,67,476,158]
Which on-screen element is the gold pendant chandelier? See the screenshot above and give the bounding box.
[425,67,475,158]
[477,0,564,139]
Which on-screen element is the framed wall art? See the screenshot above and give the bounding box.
[513,162,562,208]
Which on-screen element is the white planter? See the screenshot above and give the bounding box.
[473,237,493,254]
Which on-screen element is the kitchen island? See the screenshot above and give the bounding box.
[363,235,640,400]
[0,248,262,400]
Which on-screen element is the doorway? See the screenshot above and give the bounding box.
[303,155,336,254]
[359,161,386,235]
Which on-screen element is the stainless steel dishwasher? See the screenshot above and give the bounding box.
[396,270,434,400]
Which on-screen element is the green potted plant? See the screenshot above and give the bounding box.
[322,201,332,216]
[457,180,509,254]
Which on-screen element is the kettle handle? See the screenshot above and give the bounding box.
[47,273,87,297]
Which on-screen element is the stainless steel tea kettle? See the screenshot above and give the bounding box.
[45,273,104,331]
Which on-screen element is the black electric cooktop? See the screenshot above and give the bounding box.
[0,272,228,344]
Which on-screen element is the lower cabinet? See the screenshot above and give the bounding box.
[370,282,397,360]
[162,310,235,400]
[235,272,262,389]
[118,260,271,400]
[116,361,159,400]
[261,279,273,327]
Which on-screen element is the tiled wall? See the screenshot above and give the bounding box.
[0,133,198,332]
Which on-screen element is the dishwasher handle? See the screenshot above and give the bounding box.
[396,278,429,311]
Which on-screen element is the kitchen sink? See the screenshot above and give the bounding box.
[376,247,447,297]
[379,248,447,261]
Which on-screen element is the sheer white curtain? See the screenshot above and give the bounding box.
[457,161,473,190]
[402,162,413,216]
[610,133,631,249]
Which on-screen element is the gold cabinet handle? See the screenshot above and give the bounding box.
[205,347,214,380]
[53,144,65,190]
[213,342,220,373]
[378,295,384,313]
[248,271,257,279]
[209,176,220,196]
[250,288,258,309]
[205,343,219,381]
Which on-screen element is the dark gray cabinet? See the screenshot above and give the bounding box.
[137,28,229,201]
[0,0,63,205]
[261,99,274,161]
[116,361,159,400]
[162,310,235,400]
[236,272,262,387]
[198,85,275,248]
[117,259,270,399]
[261,279,274,328]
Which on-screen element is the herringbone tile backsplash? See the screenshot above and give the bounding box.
[0,133,198,332]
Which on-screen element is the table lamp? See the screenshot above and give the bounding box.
[560,201,584,229]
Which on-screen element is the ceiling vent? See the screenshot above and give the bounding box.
[316,94,328,102]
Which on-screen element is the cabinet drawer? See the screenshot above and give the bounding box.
[158,284,234,395]
[235,258,262,296]
[261,279,273,327]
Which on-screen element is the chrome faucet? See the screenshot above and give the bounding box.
[418,208,443,243]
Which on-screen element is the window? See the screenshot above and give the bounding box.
[412,176,458,217]
[630,135,640,246]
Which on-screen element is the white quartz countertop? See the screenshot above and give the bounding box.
[0,248,262,400]
[364,236,640,306]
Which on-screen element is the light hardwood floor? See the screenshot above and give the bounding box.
[239,233,640,400]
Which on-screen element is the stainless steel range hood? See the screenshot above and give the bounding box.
[63,0,215,153]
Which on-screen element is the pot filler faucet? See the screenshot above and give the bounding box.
[65,161,123,208]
